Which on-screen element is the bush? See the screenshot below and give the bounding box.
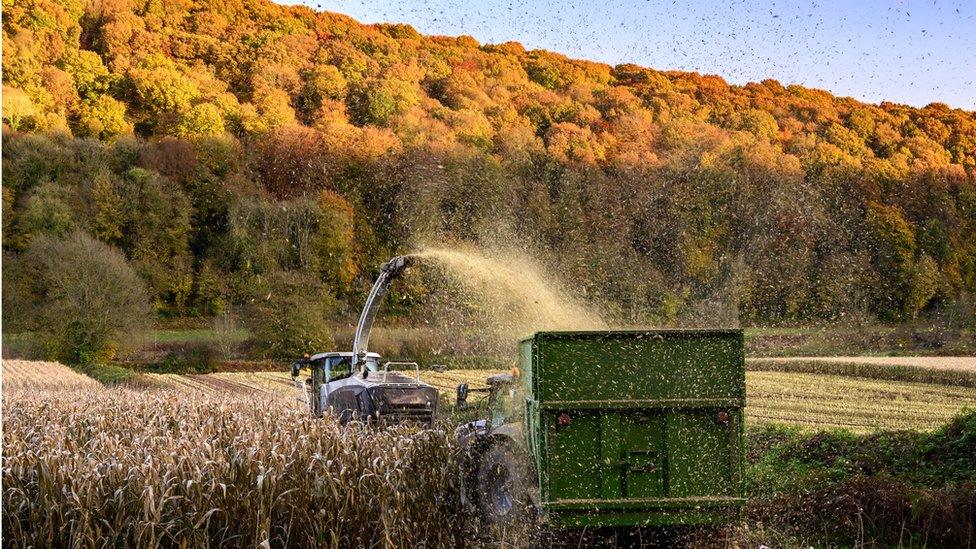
[244,271,334,358]
[150,352,187,373]
[149,343,219,374]
[2,232,149,364]
[184,342,219,373]
[79,363,137,384]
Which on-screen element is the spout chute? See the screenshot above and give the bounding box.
[352,255,413,369]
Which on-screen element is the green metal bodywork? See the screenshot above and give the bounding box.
[516,330,746,528]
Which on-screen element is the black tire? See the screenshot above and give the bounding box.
[476,442,532,526]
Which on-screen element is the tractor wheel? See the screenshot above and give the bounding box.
[476,442,531,526]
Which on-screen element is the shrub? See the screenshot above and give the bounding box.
[184,342,219,373]
[150,343,219,374]
[79,362,137,384]
[745,411,976,546]
[20,182,75,239]
[150,351,187,373]
[2,232,149,364]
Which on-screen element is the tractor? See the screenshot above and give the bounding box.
[455,330,746,530]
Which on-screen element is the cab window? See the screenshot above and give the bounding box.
[326,356,353,382]
[490,383,520,428]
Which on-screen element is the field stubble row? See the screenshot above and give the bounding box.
[6,360,973,433]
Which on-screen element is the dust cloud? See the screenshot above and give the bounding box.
[411,244,606,342]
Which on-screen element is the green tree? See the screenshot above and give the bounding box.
[22,182,75,239]
[313,190,358,291]
[120,167,191,261]
[118,167,193,313]
[2,187,16,245]
[241,86,296,134]
[87,169,124,243]
[3,232,149,364]
[298,65,347,121]
[918,217,951,265]
[865,201,917,318]
[907,253,940,317]
[824,122,867,156]
[129,54,200,116]
[58,50,113,99]
[352,77,420,126]
[738,109,778,141]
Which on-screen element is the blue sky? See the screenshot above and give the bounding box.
[281,0,975,110]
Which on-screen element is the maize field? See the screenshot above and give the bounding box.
[1,362,467,548]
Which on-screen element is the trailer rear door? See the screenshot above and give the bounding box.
[520,330,746,527]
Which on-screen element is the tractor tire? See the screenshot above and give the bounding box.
[476,442,532,526]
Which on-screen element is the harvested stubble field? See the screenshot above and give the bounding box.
[746,370,976,432]
[749,355,976,388]
[1,359,100,390]
[753,355,976,373]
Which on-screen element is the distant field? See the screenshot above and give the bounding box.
[749,356,976,390]
[743,325,975,357]
[144,371,301,396]
[13,362,976,433]
[147,328,249,344]
[7,361,972,433]
[746,371,976,432]
[752,355,976,373]
[2,360,101,390]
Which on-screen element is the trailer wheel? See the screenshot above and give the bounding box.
[476,442,530,525]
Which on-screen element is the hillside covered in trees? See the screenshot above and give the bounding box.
[3,0,975,352]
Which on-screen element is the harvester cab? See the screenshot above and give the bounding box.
[456,373,521,428]
[290,255,439,425]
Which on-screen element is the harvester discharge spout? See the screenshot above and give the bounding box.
[352,255,413,370]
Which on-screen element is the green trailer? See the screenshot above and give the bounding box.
[455,330,746,529]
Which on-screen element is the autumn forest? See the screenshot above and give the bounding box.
[3,0,976,361]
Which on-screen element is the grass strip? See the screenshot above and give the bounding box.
[747,358,976,387]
